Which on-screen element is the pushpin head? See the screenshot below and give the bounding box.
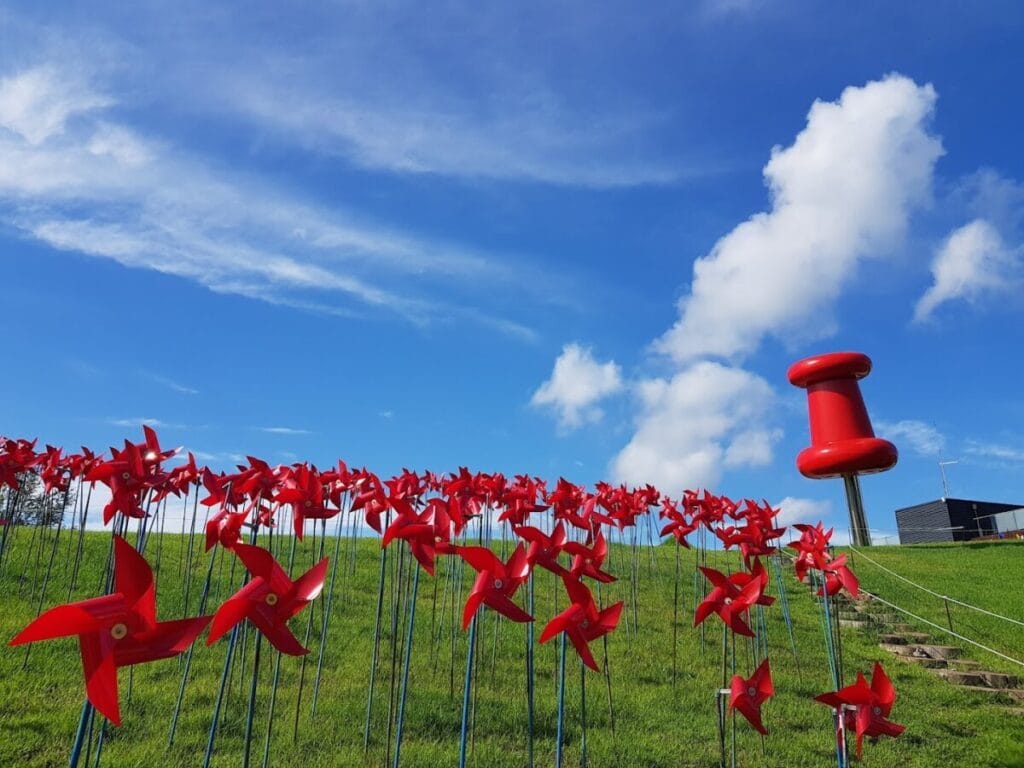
[788,352,897,479]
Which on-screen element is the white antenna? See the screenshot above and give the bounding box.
[938,459,959,499]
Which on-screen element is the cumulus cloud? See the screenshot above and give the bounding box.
[914,219,1019,322]
[610,362,775,494]
[876,419,945,456]
[531,343,624,431]
[655,74,943,363]
[773,496,833,528]
[600,75,947,494]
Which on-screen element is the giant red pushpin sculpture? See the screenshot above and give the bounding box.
[788,352,897,546]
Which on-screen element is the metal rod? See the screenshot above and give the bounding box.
[841,474,872,547]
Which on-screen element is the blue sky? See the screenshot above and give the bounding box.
[2,1,1023,542]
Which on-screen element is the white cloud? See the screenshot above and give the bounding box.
[774,496,833,528]
[655,74,943,363]
[531,343,624,431]
[0,60,548,340]
[723,428,783,468]
[964,440,1024,463]
[610,362,775,494]
[0,66,112,145]
[876,419,945,457]
[109,416,170,428]
[609,75,944,496]
[232,84,681,188]
[142,372,199,395]
[258,426,312,436]
[913,219,1019,322]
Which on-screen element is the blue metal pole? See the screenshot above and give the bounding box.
[525,574,535,768]
[555,632,566,768]
[458,612,478,768]
[392,565,420,768]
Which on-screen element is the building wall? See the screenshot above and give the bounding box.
[895,498,1023,544]
[946,499,1018,540]
[895,501,953,545]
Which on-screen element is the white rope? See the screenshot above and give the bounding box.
[850,546,1024,629]
[861,590,1024,670]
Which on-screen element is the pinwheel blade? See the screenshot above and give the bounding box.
[81,633,121,726]
[292,557,330,603]
[113,536,156,622]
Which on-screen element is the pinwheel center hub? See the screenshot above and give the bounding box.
[580,619,590,629]
[747,686,757,697]
[110,623,128,640]
[873,706,881,715]
[723,597,732,605]
[265,593,279,606]
[493,579,503,589]
[121,472,130,480]
[304,500,312,507]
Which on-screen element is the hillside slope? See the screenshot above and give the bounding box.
[0,531,1021,767]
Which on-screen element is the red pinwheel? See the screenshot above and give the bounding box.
[819,554,860,598]
[205,506,250,551]
[789,521,834,582]
[516,520,570,576]
[276,464,337,539]
[540,575,623,671]
[207,543,329,655]
[38,445,71,494]
[456,543,533,629]
[0,437,40,489]
[8,536,210,725]
[729,658,774,734]
[564,530,615,584]
[381,498,454,575]
[695,565,771,637]
[816,662,905,758]
[87,440,150,524]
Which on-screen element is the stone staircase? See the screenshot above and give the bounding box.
[833,593,1023,715]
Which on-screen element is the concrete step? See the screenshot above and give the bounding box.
[896,655,948,669]
[879,632,930,645]
[947,659,982,671]
[959,686,1024,703]
[880,642,915,656]
[839,619,872,630]
[936,670,1020,689]
[906,644,962,660]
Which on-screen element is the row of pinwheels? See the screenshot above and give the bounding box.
[1,428,903,764]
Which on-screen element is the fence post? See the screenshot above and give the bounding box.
[943,597,954,633]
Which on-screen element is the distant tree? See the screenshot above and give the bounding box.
[0,472,76,527]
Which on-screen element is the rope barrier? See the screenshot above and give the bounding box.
[860,590,1024,670]
[849,546,1024,629]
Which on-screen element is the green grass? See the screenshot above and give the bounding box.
[0,527,1022,767]
[846,540,1024,675]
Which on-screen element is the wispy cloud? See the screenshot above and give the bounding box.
[142,371,199,395]
[109,416,177,428]
[0,45,553,341]
[964,439,1024,463]
[257,426,312,436]
[877,419,945,457]
[229,79,683,188]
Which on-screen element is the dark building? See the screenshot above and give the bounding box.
[895,498,1024,544]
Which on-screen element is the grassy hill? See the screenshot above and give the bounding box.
[0,529,1021,767]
